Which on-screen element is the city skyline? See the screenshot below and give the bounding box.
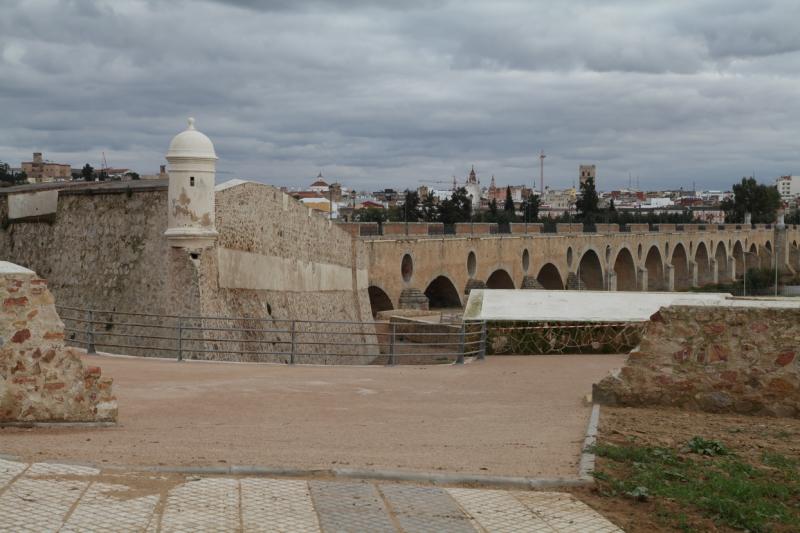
[1,0,799,191]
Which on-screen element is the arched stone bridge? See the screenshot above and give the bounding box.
[350,222,800,315]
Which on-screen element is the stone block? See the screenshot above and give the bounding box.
[593,304,800,418]
[0,262,117,423]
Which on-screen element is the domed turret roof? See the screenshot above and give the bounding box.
[167,117,217,159]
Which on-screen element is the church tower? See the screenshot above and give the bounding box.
[164,118,219,250]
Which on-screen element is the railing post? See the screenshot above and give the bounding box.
[86,309,96,355]
[456,322,466,365]
[177,317,183,362]
[478,321,487,360]
[290,320,296,365]
[388,323,396,366]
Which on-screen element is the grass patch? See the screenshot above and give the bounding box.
[591,438,800,532]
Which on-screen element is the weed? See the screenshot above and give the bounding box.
[592,439,800,532]
[686,436,728,456]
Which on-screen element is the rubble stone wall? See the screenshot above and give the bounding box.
[0,263,116,423]
[594,305,800,417]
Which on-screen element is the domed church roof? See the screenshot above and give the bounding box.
[167,117,217,160]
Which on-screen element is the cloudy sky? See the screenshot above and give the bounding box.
[1,0,799,191]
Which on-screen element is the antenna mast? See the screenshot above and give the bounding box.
[539,149,546,196]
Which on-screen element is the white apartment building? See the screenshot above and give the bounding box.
[776,175,800,201]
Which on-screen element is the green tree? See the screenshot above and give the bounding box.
[486,198,499,222]
[81,164,94,181]
[575,177,599,221]
[721,177,781,224]
[0,162,27,186]
[401,190,421,222]
[355,207,387,223]
[127,172,140,180]
[421,192,437,222]
[504,186,514,212]
[438,187,472,224]
[523,194,540,222]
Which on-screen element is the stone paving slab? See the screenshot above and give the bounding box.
[0,459,623,532]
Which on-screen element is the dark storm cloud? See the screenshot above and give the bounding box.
[1,0,798,190]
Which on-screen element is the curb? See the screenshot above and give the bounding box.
[105,464,592,490]
[0,421,117,429]
[578,404,600,482]
[0,455,594,491]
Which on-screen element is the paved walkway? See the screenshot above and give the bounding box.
[0,458,621,532]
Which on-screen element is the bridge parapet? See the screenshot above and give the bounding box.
[595,223,619,233]
[622,223,650,233]
[556,223,583,233]
[509,223,543,234]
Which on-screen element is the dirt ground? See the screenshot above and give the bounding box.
[572,406,800,532]
[0,354,623,478]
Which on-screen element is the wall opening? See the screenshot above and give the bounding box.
[672,243,690,290]
[522,249,530,273]
[486,269,515,289]
[578,250,604,290]
[424,276,462,309]
[190,176,195,187]
[613,248,637,291]
[368,286,393,317]
[536,263,564,289]
[644,245,665,291]
[467,251,477,277]
[401,254,413,282]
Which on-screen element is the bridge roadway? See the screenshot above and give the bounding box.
[354,222,800,315]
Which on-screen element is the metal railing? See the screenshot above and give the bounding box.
[56,306,487,366]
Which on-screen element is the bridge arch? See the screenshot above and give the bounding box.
[644,245,665,291]
[695,242,711,285]
[714,241,730,282]
[486,268,515,289]
[577,248,604,290]
[424,275,462,309]
[536,263,564,290]
[733,241,744,279]
[672,243,690,290]
[747,243,759,271]
[368,285,393,317]
[762,241,774,269]
[612,247,637,291]
[791,241,800,271]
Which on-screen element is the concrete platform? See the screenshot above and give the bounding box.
[0,354,624,479]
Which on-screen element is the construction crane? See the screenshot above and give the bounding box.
[100,152,109,180]
[419,177,457,190]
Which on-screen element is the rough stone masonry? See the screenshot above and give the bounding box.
[0,261,116,423]
[594,303,800,417]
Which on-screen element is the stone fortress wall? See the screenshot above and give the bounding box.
[195,181,375,363]
[0,179,375,362]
